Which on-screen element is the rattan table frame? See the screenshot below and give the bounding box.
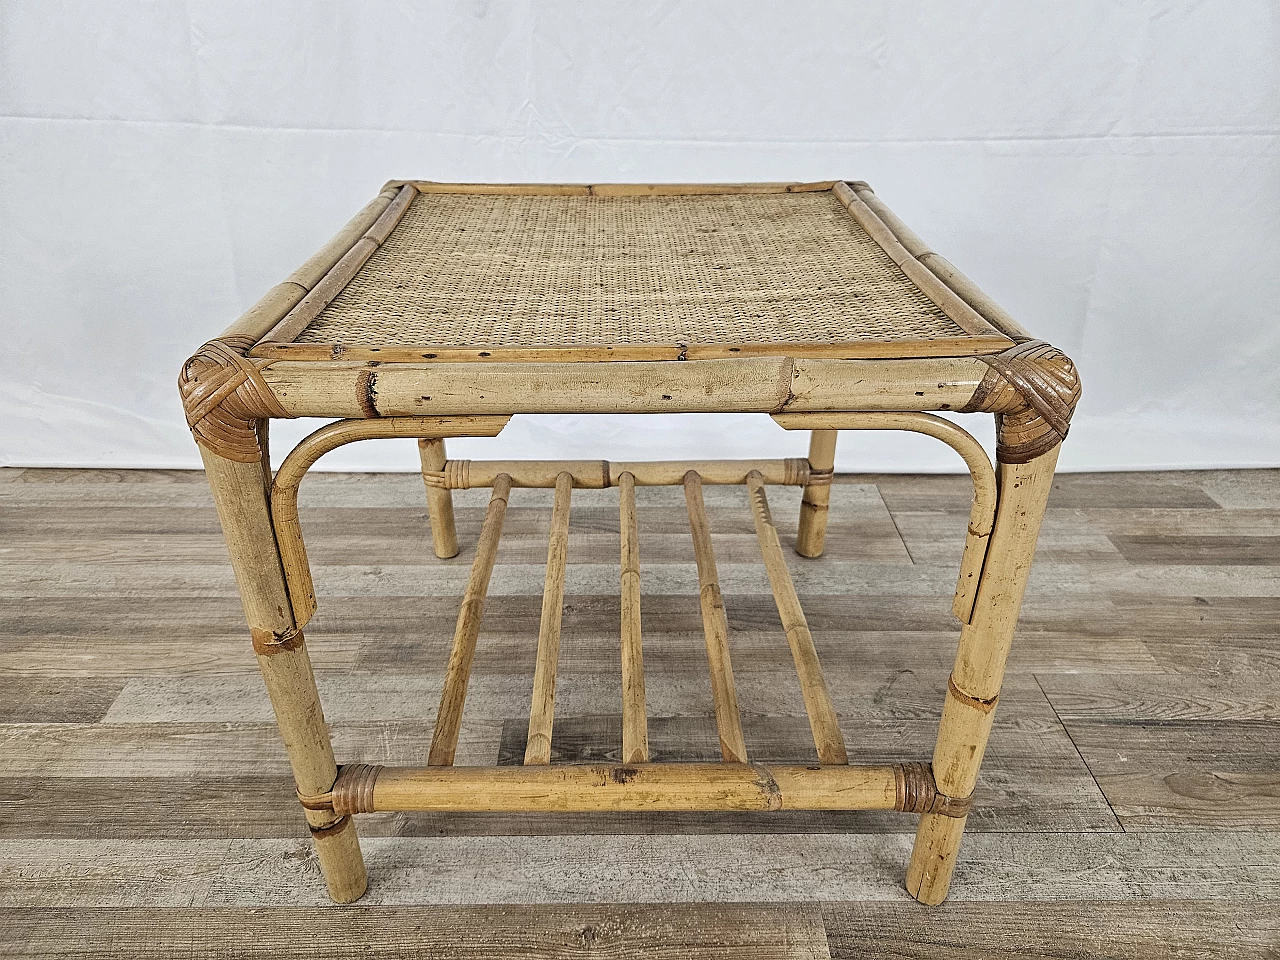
[180,180,1080,905]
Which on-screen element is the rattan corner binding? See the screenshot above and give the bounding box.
[180,179,1080,906]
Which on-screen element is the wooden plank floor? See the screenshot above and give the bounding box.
[0,465,1277,958]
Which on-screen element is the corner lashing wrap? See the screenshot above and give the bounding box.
[178,337,292,462]
[960,339,1081,464]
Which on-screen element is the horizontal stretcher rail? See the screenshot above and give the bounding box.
[312,762,972,816]
[423,458,811,489]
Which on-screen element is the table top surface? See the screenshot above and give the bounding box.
[246,181,1019,364]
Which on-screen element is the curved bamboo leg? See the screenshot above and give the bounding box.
[796,430,836,557]
[418,437,459,558]
[200,441,367,904]
[906,445,1060,905]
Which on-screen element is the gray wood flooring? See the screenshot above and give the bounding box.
[1,465,1277,957]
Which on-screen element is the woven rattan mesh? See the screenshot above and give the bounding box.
[297,191,968,347]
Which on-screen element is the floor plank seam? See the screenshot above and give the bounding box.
[879,486,917,565]
[1032,672,1126,834]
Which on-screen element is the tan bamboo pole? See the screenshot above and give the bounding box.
[255,337,1006,364]
[617,471,649,763]
[795,430,837,557]
[421,457,809,490]
[847,181,1032,341]
[270,416,510,627]
[405,180,838,197]
[683,470,748,763]
[259,184,417,346]
[773,411,996,624]
[906,446,1061,905]
[336,763,902,813]
[286,189,402,298]
[524,472,573,765]
[417,438,459,559]
[199,444,366,904]
[832,182,1004,340]
[913,253,1033,341]
[259,356,991,419]
[745,473,848,765]
[216,186,402,345]
[428,475,513,767]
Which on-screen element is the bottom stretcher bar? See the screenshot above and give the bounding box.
[309,762,972,817]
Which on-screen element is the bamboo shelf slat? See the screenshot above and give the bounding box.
[428,476,512,767]
[524,472,573,765]
[617,471,649,764]
[184,177,1079,908]
[684,470,749,764]
[745,472,848,765]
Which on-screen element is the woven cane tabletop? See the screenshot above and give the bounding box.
[249,182,1016,362]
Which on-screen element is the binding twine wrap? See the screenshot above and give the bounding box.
[330,764,382,815]
[894,762,973,818]
[178,338,292,462]
[961,339,1081,464]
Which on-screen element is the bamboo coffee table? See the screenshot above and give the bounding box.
[180,180,1079,905]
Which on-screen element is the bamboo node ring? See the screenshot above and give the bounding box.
[307,815,352,839]
[947,674,999,714]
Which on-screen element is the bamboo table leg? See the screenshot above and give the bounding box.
[795,429,837,557]
[418,437,459,559]
[906,445,1061,904]
[200,442,367,904]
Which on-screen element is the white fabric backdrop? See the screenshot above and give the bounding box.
[2,1,1277,473]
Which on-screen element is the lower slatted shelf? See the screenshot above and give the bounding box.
[271,451,980,821]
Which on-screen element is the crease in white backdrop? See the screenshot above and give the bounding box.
[1,0,1277,472]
